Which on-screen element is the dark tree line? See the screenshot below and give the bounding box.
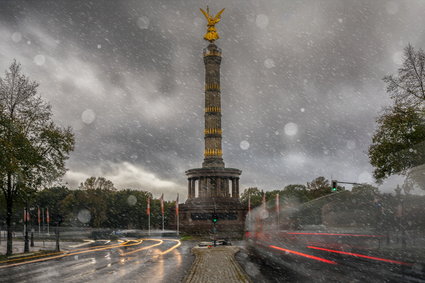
[0,177,176,231]
[240,176,345,209]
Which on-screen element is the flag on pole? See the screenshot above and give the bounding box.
[38,207,41,224]
[275,192,280,214]
[26,210,30,222]
[160,193,164,215]
[46,208,50,223]
[23,208,26,222]
[147,196,151,235]
[276,192,280,229]
[160,194,164,231]
[248,194,251,212]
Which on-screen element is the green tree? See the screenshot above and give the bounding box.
[78,177,116,228]
[36,186,70,224]
[281,184,309,203]
[351,183,379,195]
[306,176,332,199]
[0,61,74,255]
[240,187,263,209]
[369,105,425,182]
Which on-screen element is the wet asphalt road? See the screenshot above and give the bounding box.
[0,239,195,283]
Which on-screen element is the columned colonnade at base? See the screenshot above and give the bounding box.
[187,177,240,199]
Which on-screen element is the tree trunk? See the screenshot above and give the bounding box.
[6,200,14,257]
[6,173,13,256]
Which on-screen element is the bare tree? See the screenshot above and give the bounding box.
[0,61,74,255]
[383,44,425,108]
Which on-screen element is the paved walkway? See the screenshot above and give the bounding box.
[184,246,251,283]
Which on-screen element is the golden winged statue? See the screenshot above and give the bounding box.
[200,6,225,42]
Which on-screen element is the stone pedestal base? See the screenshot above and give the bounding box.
[178,197,246,239]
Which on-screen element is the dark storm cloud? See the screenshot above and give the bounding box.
[1,0,424,198]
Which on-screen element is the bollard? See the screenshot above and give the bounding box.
[30,230,34,247]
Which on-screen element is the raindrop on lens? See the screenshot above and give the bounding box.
[81,109,96,124]
[256,14,269,29]
[137,16,150,29]
[240,140,250,150]
[11,32,22,42]
[77,209,91,224]
[284,122,298,136]
[127,195,137,206]
[264,58,275,69]
[34,55,45,66]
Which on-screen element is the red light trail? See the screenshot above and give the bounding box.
[307,246,410,265]
[285,232,384,237]
[269,245,337,265]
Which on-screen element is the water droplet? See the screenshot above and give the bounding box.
[127,195,137,206]
[34,55,45,66]
[284,122,298,136]
[264,58,275,69]
[392,51,403,65]
[81,109,96,124]
[256,14,269,29]
[137,16,150,29]
[77,209,91,224]
[240,140,250,150]
[386,1,399,15]
[11,32,22,42]
[346,140,356,150]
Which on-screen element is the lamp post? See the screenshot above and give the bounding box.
[24,203,29,253]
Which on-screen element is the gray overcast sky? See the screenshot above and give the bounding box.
[1,0,424,199]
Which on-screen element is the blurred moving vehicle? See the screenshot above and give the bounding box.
[245,189,425,282]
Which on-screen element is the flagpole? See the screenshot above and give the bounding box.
[276,193,280,230]
[160,194,164,231]
[177,214,179,236]
[42,207,45,233]
[176,194,179,236]
[147,197,151,236]
[248,193,251,230]
[47,208,50,235]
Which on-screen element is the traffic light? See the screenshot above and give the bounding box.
[331,180,337,192]
[212,213,218,223]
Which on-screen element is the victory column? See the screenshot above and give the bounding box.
[178,7,246,238]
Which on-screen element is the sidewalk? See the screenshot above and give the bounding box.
[184,246,251,283]
[0,240,82,255]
